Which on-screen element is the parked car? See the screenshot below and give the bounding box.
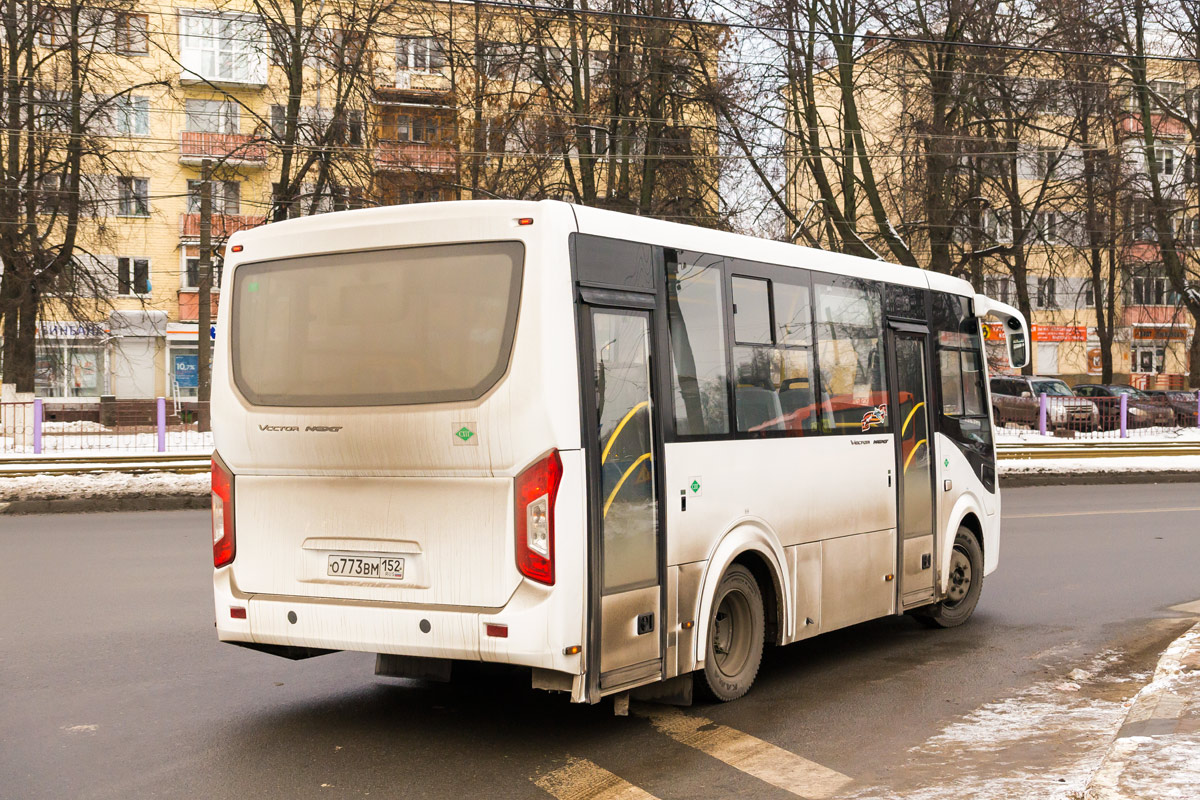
[1072,384,1177,430]
[1143,389,1200,427]
[989,375,1099,432]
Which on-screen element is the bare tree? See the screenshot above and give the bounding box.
[0,0,166,392]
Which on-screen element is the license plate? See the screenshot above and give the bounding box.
[327,554,405,580]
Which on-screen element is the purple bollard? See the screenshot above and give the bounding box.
[1038,394,1048,436]
[1119,393,1128,438]
[33,398,43,455]
[157,397,166,453]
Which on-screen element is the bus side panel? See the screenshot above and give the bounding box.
[935,431,999,581]
[665,435,896,651]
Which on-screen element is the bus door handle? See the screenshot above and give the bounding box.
[680,490,687,512]
[888,470,892,488]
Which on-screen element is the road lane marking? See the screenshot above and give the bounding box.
[534,756,660,800]
[1007,506,1200,519]
[636,706,853,799]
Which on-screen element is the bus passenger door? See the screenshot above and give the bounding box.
[887,327,937,608]
[582,304,664,695]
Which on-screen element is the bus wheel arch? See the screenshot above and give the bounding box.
[957,512,984,561]
[693,525,789,670]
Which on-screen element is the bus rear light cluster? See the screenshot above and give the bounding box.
[514,449,562,585]
[212,454,236,568]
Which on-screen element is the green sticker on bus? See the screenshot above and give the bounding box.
[690,479,701,493]
[455,426,475,442]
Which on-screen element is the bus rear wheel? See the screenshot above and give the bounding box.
[916,527,983,629]
[700,565,764,702]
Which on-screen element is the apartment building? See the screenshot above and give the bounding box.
[27,0,719,401]
[784,48,1199,387]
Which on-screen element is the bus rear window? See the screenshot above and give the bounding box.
[231,241,524,406]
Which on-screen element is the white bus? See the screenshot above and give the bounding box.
[211,200,1029,704]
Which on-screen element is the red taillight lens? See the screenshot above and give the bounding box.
[514,449,563,585]
[212,454,235,568]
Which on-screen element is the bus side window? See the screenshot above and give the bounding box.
[813,278,888,434]
[666,251,730,436]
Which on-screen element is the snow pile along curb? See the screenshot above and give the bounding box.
[1084,622,1200,800]
[0,472,209,514]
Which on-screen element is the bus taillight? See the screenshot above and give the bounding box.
[514,449,563,586]
[212,454,236,568]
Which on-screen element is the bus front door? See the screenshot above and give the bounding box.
[582,305,663,695]
[888,327,937,608]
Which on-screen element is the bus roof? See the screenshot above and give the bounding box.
[227,199,977,300]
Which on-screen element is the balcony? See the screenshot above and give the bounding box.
[178,290,221,323]
[180,132,268,166]
[374,140,457,173]
[179,213,266,238]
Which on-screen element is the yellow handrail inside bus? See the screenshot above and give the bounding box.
[901,402,925,437]
[903,439,927,473]
[601,401,649,464]
[603,452,652,518]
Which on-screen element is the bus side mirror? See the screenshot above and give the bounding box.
[1007,324,1028,371]
[975,294,1030,370]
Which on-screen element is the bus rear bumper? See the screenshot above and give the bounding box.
[214,568,585,675]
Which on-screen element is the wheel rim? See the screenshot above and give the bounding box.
[945,544,972,606]
[712,589,753,677]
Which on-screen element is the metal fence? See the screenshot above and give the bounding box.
[997,392,1200,438]
[0,399,214,455]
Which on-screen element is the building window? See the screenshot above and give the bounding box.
[39,9,147,54]
[397,36,445,73]
[115,12,149,54]
[179,12,266,84]
[117,177,149,216]
[1133,345,1166,374]
[182,244,221,290]
[1033,211,1059,243]
[117,257,150,295]
[380,110,442,143]
[35,342,105,398]
[1130,274,1179,306]
[186,180,240,215]
[110,95,150,136]
[984,275,1012,304]
[1035,276,1058,309]
[185,99,239,134]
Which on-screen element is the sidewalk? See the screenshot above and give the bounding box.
[1085,622,1200,799]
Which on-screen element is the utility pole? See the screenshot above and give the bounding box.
[197,159,213,431]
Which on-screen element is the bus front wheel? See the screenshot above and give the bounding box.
[916,527,983,629]
[700,565,764,702]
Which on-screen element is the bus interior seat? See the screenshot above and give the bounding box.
[736,386,784,432]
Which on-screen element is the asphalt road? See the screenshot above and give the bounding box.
[2,484,1199,800]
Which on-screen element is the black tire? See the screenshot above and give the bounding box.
[916,527,984,629]
[700,564,764,702]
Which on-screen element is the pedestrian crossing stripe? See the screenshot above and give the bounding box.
[637,706,854,799]
[534,756,660,800]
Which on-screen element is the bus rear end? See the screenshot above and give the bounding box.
[210,201,589,698]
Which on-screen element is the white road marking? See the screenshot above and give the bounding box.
[1007,506,1200,519]
[61,724,98,734]
[534,756,660,800]
[1168,599,1200,615]
[637,706,853,799]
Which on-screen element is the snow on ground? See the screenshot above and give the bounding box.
[0,471,209,502]
[1113,734,1200,799]
[1000,455,1200,475]
[846,651,1150,800]
[996,427,1200,443]
[0,428,214,455]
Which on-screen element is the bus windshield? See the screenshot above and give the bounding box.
[231,241,524,406]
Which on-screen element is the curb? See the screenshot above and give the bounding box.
[1083,621,1200,799]
[1000,471,1200,487]
[0,495,209,515]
